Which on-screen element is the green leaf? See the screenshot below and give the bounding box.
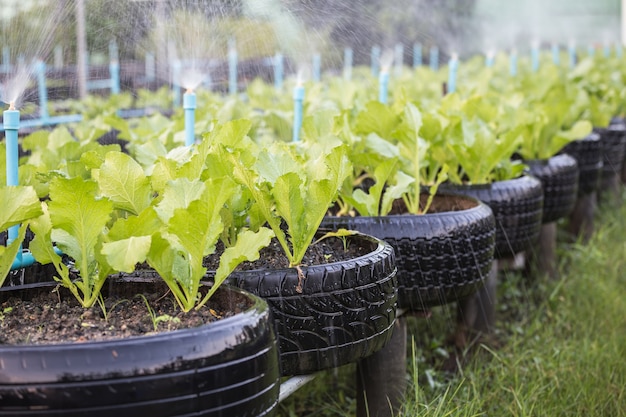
[101,236,152,273]
[154,178,206,223]
[97,151,152,215]
[0,186,43,231]
[0,223,28,287]
[46,176,114,307]
[201,227,274,306]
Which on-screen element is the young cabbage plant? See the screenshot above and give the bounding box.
[0,186,43,287]
[339,101,448,216]
[215,120,351,273]
[145,176,274,312]
[442,93,526,184]
[30,176,122,308]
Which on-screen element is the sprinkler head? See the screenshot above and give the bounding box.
[8,101,15,110]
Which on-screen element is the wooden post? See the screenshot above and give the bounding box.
[356,317,407,417]
[598,173,621,205]
[456,260,499,346]
[568,192,596,243]
[526,222,558,279]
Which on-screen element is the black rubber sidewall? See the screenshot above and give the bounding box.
[440,175,544,259]
[526,154,579,223]
[321,194,495,311]
[226,234,398,376]
[0,284,280,417]
[560,133,603,196]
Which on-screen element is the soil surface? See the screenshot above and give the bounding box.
[0,234,374,346]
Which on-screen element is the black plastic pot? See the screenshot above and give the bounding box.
[225,233,397,376]
[321,194,495,311]
[0,281,280,417]
[440,175,544,259]
[560,132,603,196]
[525,154,579,224]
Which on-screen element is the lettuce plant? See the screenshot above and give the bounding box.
[214,119,351,272]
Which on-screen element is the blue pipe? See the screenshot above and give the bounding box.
[394,43,403,77]
[371,46,380,76]
[343,48,352,80]
[228,48,238,95]
[429,47,439,71]
[273,53,284,90]
[447,56,458,94]
[110,61,120,94]
[36,60,49,122]
[4,108,19,245]
[378,71,389,104]
[292,85,304,142]
[510,51,518,76]
[569,45,577,68]
[552,44,560,65]
[531,47,540,72]
[183,90,196,147]
[11,247,63,271]
[413,43,422,68]
[312,53,321,82]
[485,52,494,68]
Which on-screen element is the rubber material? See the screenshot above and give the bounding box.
[526,154,579,223]
[440,175,544,259]
[595,122,626,178]
[226,233,397,376]
[0,283,280,417]
[560,132,603,196]
[322,194,495,311]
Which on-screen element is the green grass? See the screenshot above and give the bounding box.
[277,192,626,416]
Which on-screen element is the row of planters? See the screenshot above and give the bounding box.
[2,51,626,416]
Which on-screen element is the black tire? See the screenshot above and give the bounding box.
[322,194,495,311]
[560,132,603,196]
[0,283,280,417]
[526,154,579,223]
[596,122,626,178]
[226,233,397,376]
[440,175,544,259]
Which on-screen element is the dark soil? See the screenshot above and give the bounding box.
[0,234,375,346]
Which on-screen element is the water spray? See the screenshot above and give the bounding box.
[183,88,196,147]
[172,59,182,107]
[429,46,439,71]
[447,53,459,94]
[36,60,49,123]
[292,77,305,142]
[343,48,353,80]
[413,43,422,68]
[1,47,9,73]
